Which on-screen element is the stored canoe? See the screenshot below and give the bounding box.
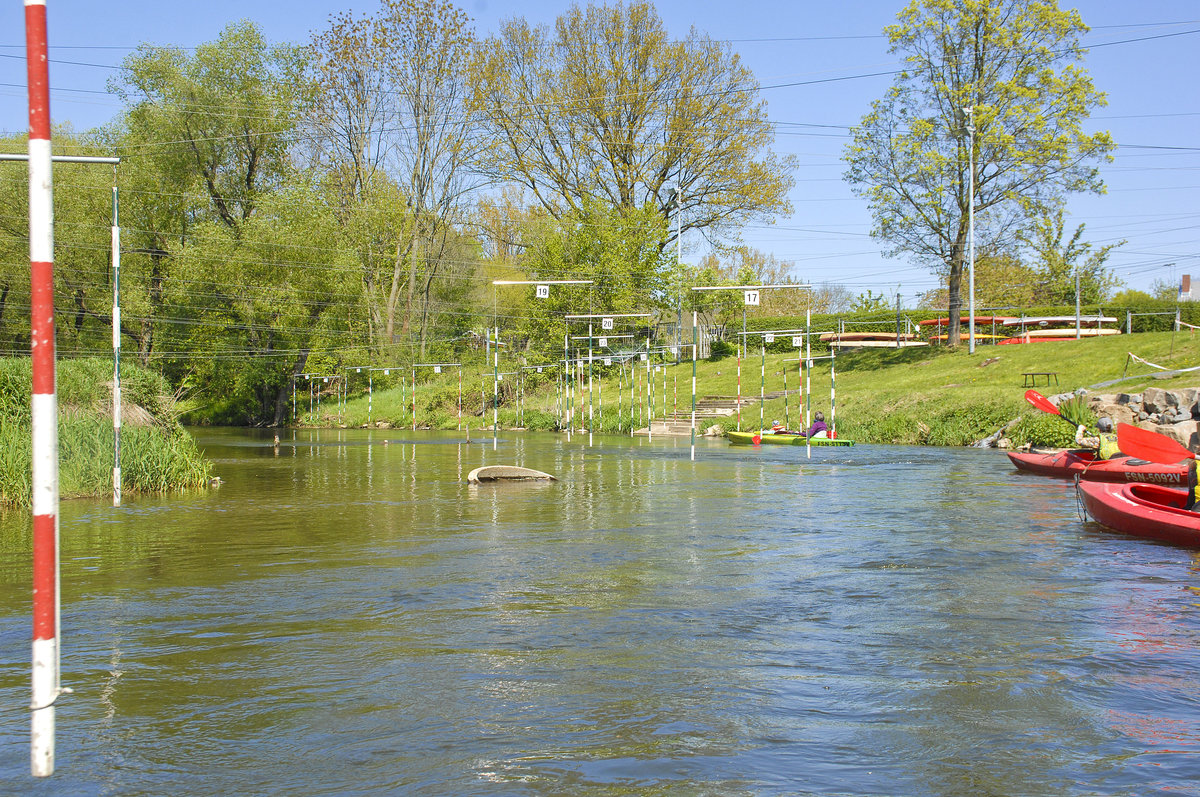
[1077,480,1200,547]
[1002,315,1117,326]
[467,465,556,483]
[999,336,1079,345]
[1007,449,1188,485]
[726,430,855,446]
[1017,327,1120,338]
[828,340,929,349]
[927,333,1006,341]
[918,316,1017,326]
[818,331,914,342]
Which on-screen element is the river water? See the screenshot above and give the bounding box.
[2,428,1200,795]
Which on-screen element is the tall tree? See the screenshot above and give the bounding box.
[113,21,306,232]
[843,0,1113,345]
[472,1,794,249]
[307,0,483,353]
[169,186,363,425]
[1019,208,1122,304]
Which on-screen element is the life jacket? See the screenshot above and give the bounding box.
[1097,432,1120,461]
[1189,459,1199,511]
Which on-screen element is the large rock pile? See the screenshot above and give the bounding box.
[1084,387,1200,451]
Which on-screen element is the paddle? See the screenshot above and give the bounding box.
[1116,422,1195,465]
[1024,389,1077,428]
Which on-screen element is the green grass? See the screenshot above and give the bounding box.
[300,331,1200,449]
[0,358,214,506]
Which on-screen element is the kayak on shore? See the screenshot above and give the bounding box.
[726,430,855,447]
[1077,480,1200,547]
[1007,449,1188,485]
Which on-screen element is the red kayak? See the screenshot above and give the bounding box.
[1007,449,1188,485]
[1077,480,1200,547]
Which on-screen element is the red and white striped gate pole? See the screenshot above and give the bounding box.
[26,0,60,778]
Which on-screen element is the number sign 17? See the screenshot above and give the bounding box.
[744,290,760,306]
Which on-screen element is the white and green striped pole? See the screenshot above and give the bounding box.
[830,348,837,439]
[759,338,765,434]
[690,312,698,461]
[111,186,121,507]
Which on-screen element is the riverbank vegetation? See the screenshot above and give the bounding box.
[308,330,1200,449]
[0,358,212,506]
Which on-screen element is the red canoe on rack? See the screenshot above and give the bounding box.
[1077,480,1200,547]
[1007,449,1188,485]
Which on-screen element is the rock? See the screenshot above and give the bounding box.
[1115,393,1139,406]
[1094,402,1136,426]
[997,437,1012,449]
[1138,411,1150,421]
[1149,421,1200,451]
[1181,388,1199,406]
[1142,387,1178,413]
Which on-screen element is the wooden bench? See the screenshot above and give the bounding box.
[1022,372,1058,387]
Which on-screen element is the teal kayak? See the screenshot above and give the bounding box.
[726,430,855,447]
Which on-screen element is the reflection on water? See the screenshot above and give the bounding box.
[1,428,1200,794]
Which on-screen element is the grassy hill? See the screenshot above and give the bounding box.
[312,330,1200,448]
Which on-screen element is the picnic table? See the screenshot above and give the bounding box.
[1022,372,1059,388]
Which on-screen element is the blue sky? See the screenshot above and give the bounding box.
[0,0,1196,304]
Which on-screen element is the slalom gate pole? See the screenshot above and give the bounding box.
[783,356,789,430]
[27,0,62,776]
[806,306,812,459]
[111,186,121,507]
[830,349,837,438]
[690,313,697,461]
[759,340,765,433]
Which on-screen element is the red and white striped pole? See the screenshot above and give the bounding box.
[26,0,61,778]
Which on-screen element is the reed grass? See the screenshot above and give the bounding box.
[0,358,213,506]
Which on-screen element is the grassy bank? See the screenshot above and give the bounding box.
[305,331,1200,448]
[0,358,213,507]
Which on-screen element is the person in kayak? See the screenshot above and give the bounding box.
[771,419,786,433]
[802,411,829,438]
[1075,417,1120,459]
[1188,459,1198,511]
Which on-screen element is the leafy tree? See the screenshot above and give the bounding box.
[112,21,306,232]
[693,248,851,316]
[844,0,1113,346]
[1019,208,1122,303]
[306,0,483,352]
[0,132,130,358]
[919,248,1039,309]
[472,1,794,250]
[1109,288,1155,305]
[502,200,670,359]
[850,290,891,313]
[168,185,363,425]
[1149,278,1180,302]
